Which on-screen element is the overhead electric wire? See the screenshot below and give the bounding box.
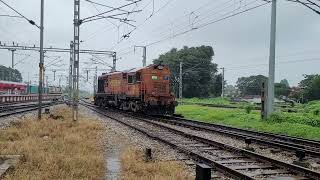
[117,0,270,56]
[109,0,175,50]
[0,14,23,18]
[227,57,320,70]
[0,0,40,28]
[306,0,320,8]
[82,0,142,21]
[288,0,320,14]
[84,0,130,13]
[82,10,141,24]
[115,0,316,60]
[113,0,225,53]
[197,1,269,29]
[115,0,261,55]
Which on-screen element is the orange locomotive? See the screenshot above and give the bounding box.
[94,64,178,115]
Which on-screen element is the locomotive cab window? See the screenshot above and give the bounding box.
[151,75,158,80]
[136,72,141,82]
[128,75,134,84]
[163,76,169,80]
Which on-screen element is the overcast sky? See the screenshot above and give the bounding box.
[0,0,319,91]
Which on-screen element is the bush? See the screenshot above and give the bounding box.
[268,112,285,123]
[269,112,320,127]
[245,105,253,114]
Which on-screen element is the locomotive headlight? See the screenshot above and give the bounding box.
[157,65,164,70]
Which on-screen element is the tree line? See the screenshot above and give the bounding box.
[234,74,320,102]
[153,45,320,102]
[0,65,23,82]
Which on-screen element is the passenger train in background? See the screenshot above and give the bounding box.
[0,80,62,95]
[94,64,178,115]
[0,80,62,103]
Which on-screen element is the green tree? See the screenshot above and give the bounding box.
[212,73,222,97]
[299,74,320,101]
[236,75,267,96]
[275,82,290,98]
[280,79,289,87]
[0,65,23,82]
[153,46,219,98]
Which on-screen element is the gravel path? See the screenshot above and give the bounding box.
[79,106,201,179]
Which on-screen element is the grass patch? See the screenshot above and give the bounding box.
[121,148,193,180]
[182,97,253,108]
[176,105,320,140]
[183,97,232,105]
[0,106,105,180]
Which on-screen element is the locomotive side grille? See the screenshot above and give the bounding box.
[154,82,167,94]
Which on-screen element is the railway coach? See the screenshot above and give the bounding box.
[94,64,178,115]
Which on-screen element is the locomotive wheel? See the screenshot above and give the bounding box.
[98,99,102,107]
[122,102,130,111]
[130,102,138,112]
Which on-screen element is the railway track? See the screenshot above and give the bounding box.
[0,101,62,118]
[157,115,320,158]
[145,115,320,159]
[80,101,320,179]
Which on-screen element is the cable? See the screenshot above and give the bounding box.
[227,57,320,70]
[142,1,270,47]
[306,0,320,8]
[288,0,320,15]
[110,0,175,50]
[84,0,130,13]
[110,0,229,53]
[0,0,40,28]
[0,14,23,18]
[82,0,142,21]
[116,0,261,54]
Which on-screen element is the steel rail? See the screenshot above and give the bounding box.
[165,116,320,153]
[80,100,320,157]
[142,115,320,158]
[80,102,320,179]
[0,101,62,118]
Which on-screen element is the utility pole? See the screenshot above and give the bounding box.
[69,41,74,100]
[38,0,45,120]
[221,67,225,98]
[86,70,89,81]
[46,75,48,93]
[267,0,277,118]
[52,70,56,81]
[94,66,97,95]
[134,45,147,67]
[179,62,183,104]
[112,52,116,72]
[9,49,16,69]
[9,49,16,81]
[58,75,62,87]
[73,0,80,121]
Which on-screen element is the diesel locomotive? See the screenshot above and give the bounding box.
[94,64,177,115]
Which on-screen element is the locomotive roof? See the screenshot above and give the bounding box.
[98,64,160,78]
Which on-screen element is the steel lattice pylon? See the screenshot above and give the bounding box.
[69,41,74,101]
[73,0,80,121]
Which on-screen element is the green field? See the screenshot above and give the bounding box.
[182,97,256,109]
[182,97,233,105]
[176,102,320,140]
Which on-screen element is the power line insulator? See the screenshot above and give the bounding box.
[29,20,36,25]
